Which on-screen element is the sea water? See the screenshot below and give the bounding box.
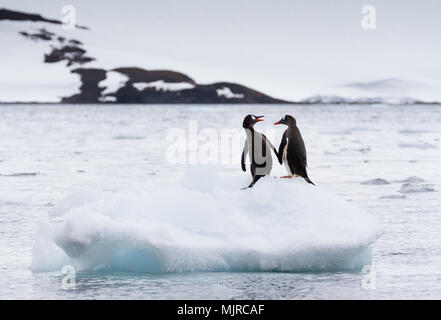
[0,103,440,299]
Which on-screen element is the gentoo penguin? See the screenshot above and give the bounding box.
[274,115,315,185]
[241,114,278,188]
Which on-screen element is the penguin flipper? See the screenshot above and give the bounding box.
[277,132,287,165]
[241,144,248,172]
[262,133,279,159]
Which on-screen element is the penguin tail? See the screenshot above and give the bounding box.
[246,175,264,189]
[240,180,255,190]
[304,176,315,186]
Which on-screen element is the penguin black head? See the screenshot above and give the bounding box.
[242,114,264,129]
[274,115,296,126]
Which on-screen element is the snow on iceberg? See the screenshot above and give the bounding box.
[31,166,381,273]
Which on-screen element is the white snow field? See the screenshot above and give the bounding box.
[31,166,380,273]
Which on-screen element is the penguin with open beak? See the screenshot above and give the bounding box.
[274,115,315,185]
[241,115,278,188]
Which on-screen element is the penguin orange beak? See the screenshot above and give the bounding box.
[274,121,281,125]
[256,115,264,122]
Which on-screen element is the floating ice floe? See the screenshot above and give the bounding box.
[379,194,407,199]
[400,176,425,183]
[398,183,436,194]
[112,135,145,140]
[0,172,38,177]
[31,166,381,273]
[361,178,390,185]
[398,142,437,149]
[398,129,432,135]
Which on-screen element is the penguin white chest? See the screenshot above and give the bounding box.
[283,143,292,175]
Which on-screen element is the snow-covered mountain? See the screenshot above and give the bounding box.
[0,8,288,104]
[300,78,441,105]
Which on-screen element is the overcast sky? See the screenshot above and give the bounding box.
[3,0,441,100]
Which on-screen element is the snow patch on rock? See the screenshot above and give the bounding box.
[216,87,244,99]
[133,80,195,92]
[98,71,129,96]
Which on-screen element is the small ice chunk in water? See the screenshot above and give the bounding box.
[399,183,436,194]
[0,172,38,177]
[398,142,437,149]
[361,178,390,185]
[401,176,425,183]
[379,194,407,199]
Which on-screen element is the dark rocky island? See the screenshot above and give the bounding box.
[63,67,288,104]
[1,8,290,104]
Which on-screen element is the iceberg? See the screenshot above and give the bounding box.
[31,166,381,273]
